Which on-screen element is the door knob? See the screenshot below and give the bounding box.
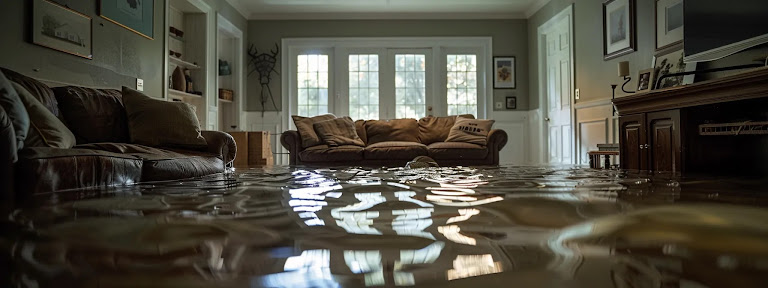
[545,117,550,121]
[427,106,433,112]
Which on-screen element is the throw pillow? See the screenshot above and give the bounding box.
[445,117,495,146]
[364,118,419,145]
[12,82,76,148]
[418,114,475,144]
[122,86,207,148]
[313,116,365,147]
[0,105,17,163]
[53,86,129,144]
[292,114,336,148]
[0,70,29,149]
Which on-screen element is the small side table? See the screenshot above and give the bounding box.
[588,151,619,169]
[228,131,273,167]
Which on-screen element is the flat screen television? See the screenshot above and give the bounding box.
[684,0,768,62]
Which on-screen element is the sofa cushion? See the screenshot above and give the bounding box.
[75,143,224,182]
[0,68,60,118]
[427,142,488,160]
[314,116,365,147]
[13,82,76,149]
[364,141,427,160]
[418,114,474,145]
[446,118,495,146]
[299,144,364,162]
[122,87,207,149]
[0,105,17,163]
[0,70,29,150]
[16,147,143,194]
[292,114,336,148]
[53,86,129,143]
[365,119,419,145]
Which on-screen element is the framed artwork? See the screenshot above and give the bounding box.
[603,0,636,60]
[32,0,92,59]
[656,0,684,51]
[493,56,516,89]
[99,0,154,39]
[651,49,696,89]
[506,97,517,109]
[636,68,655,92]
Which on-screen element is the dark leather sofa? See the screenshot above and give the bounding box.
[0,68,236,195]
[281,117,507,167]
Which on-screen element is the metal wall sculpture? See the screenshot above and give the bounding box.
[248,43,279,113]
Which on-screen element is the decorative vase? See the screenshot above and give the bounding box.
[172,66,186,92]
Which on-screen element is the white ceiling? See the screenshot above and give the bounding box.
[226,0,550,20]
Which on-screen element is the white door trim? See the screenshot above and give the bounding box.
[537,4,575,164]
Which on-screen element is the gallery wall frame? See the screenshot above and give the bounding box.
[655,0,684,52]
[603,0,636,60]
[493,56,516,89]
[99,0,154,40]
[505,96,517,109]
[32,0,93,59]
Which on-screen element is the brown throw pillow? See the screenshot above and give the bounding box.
[445,118,495,146]
[53,86,129,144]
[122,86,207,149]
[292,114,336,148]
[12,82,75,148]
[313,116,365,147]
[364,118,419,145]
[418,114,475,144]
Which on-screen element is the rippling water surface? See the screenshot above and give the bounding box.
[3,166,768,287]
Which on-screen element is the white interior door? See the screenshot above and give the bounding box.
[544,15,574,165]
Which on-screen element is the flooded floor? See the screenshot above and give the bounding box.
[3,166,768,287]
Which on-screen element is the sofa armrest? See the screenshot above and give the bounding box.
[280,130,301,165]
[487,129,508,151]
[201,130,236,165]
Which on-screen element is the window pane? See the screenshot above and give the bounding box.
[349,54,379,120]
[446,54,477,117]
[395,54,426,119]
[297,54,329,117]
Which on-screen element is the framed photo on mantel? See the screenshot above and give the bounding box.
[32,0,93,59]
[603,0,637,60]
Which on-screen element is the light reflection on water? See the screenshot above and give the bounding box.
[3,165,768,287]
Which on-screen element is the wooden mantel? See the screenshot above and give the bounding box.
[613,67,768,115]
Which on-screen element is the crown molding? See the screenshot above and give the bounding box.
[223,0,251,19]
[525,0,552,18]
[248,12,527,20]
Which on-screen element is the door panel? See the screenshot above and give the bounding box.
[619,114,646,170]
[544,15,573,165]
[647,110,681,172]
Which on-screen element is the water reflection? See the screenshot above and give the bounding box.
[4,166,768,287]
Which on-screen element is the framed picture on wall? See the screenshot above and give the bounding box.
[603,0,636,60]
[506,97,517,109]
[99,0,154,39]
[655,0,684,51]
[493,56,516,89]
[32,0,93,59]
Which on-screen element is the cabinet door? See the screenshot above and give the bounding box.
[619,114,646,170]
[647,110,681,172]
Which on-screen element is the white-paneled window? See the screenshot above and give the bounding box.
[297,54,329,116]
[349,54,379,120]
[394,54,427,119]
[446,54,478,116]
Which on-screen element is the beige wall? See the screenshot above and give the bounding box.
[246,19,528,112]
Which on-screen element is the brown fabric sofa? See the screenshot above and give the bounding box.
[0,68,236,195]
[281,117,507,167]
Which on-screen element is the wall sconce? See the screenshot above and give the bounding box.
[618,61,635,94]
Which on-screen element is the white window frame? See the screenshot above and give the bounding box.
[282,37,492,131]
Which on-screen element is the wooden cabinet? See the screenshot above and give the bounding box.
[619,110,681,172]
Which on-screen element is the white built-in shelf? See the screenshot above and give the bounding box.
[170,34,185,43]
[218,98,233,103]
[169,89,202,99]
[169,57,201,70]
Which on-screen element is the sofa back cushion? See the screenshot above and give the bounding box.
[53,86,129,143]
[122,86,207,149]
[313,116,365,147]
[365,118,419,145]
[292,114,336,148]
[0,68,60,118]
[13,82,76,149]
[418,114,474,144]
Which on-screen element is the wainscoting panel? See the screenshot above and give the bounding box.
[574,99,615,166]
[578,119,609,166]
[496,121,527,165]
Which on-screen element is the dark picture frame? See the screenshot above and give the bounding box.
[636,68,655,92]
[651,48,696,89]
[603,0,636,60]
[505,97,517,109]
[99,0,154,39]
[655,0,684,52]
[32,0,93,59]
[493,56,516,89]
